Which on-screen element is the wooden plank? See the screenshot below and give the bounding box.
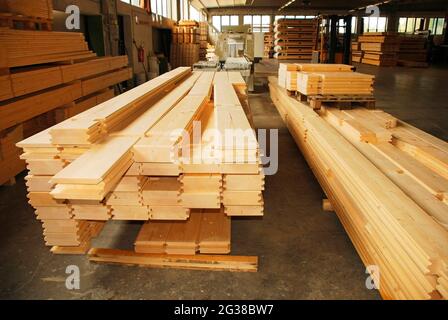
[88,248,257,272]
[269,76,448,299]
[198,208,231,254]
[165,212,202,254]
[51,136,138,185]
[0,81,82,131]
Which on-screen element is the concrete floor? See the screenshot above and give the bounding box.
[1,62,447,300]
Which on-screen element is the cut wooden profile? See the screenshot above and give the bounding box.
[322,199,334,211]
[88,248,257,272]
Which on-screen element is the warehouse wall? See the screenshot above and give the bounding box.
[53,0,101,14]
[52,0,177,86]
[117,1,153,83]
[117,1,176,83]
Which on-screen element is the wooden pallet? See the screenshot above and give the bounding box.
[296,92,376,109]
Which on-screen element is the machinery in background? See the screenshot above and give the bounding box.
[316,15,353,64]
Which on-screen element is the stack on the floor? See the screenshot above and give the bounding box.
[17,68,264,256]
[199,21,208,60]
[0,26,131,185]
[278,63,373,96]
[351,40,363,62]
[273,18,318,60]
[0,0,52,30]
[269,75,448,300]
[263,27,274,58]
[170,20,200,68]
[358,32,399,66]
[397,35,428,67]
[0,0,52,19]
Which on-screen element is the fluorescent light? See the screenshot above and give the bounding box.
[278,0,296,11]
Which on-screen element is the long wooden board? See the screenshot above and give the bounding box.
[88,248,258,272]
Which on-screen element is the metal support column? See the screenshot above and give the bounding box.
[343,15,352,65]
[328,15,337,63]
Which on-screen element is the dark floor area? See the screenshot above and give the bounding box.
[1,61,447,300]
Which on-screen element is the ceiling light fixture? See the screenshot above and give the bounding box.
[278,0,296,11]
[351,0,392,12]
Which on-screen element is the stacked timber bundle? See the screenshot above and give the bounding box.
[351,40,363,62]
[199,21,208,60]
[17,68,263,262]
[397,35,428,67]
[171,20,200,68]
[278,62,373,97]
[263,27,274,58]
[269,75,448,300]
[0,0,52,19]
[0,28,131,185]
[358,32,399,66]
[0,0,52,30]
[273,18,318,60]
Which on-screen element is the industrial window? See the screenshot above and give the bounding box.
[428,17,445,35]
[179,0,188,20]
[212,15,238,32]
[212,16,221,32]
[243,15,270,32]
[275,15,316,21]
[122,0,143,7]
[337,17,357,34]
[398,17,425,34]
[363,16,387,33]
[150,0,169,18]
[189,4,201,21]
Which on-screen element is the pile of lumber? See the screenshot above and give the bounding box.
[358,32,399,66]
[274,18,318,60]
[171,20,200,68]
[264,29,274,58]
[17,68,264,257]
[269,75,448,300]
[397,35,428,67]
[278,63,373,96]
[351,41,363,63]
[0,0,52,20]
[199,22,208,60]
[0,28,131,185]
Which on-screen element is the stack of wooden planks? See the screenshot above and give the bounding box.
[263,28,274,58]
[274,18,318,60]
[351,41,363,63]
[0,0,52,20]
[17,68,263,258]
[278,63,373,96]
[269,74,448,300]
[0,27,131,185]
[171,20,200,68]
[199,21,208,60]
[397,35,428,67]
[358,32,400,66]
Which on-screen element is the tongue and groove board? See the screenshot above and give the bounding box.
[132,71,214,163]
[48,67,191,146]
[112,72,202,138]
[320,106,448,229]
[88,248,258,272]
[17,69,263,262]
[269,76,448,300]
[51,136,138,185]
[135,209,230,255]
